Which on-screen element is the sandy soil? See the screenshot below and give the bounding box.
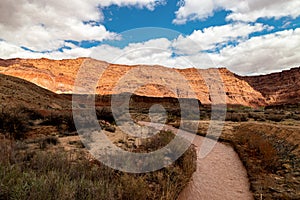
[178,135,253,200]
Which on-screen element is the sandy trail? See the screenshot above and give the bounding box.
[141,122,253,200]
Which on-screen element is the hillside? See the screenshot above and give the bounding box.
[0,73,71,110]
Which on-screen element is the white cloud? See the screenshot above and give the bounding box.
[0,41,44,58]
[214,28,300,75]
[97,38,174,65]
[98,0,166,10]
[172,22,270,54]
[0,0,165,51]
[173,0,300,24]
[173,0,215,24]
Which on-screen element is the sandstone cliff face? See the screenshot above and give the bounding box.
[241,67,300,105]
[0,58,298,107]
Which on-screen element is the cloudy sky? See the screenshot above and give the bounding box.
[0,0,299,75]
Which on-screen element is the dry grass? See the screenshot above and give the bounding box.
[233,123,300,199]
[0,146,196,200]
[0,122,196,200]
[235,129,279,172]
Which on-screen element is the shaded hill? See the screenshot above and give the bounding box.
[0,73,71,110]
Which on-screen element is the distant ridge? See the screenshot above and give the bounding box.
[0,57,299,107]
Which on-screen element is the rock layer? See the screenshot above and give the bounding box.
[0,58,298,107]
[241,68,300,105]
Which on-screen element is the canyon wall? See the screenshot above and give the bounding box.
[0,58,298,107]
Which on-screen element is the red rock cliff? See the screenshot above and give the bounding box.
[0,58,298,107]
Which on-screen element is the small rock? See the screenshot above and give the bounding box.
[128,138,135,142]
[104,126,116,133]
[282,163,292,170]
[117,143,123,147]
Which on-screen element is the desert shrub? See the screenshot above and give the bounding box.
[144,131,174,151]
[166,109,181,123]
[235,129,280,173]
[290,114,300,120]
[175,144,197,176]
[118,174,148,200]
[233,124,299,199]
[257,140,278,171]
[41,112,61,126]
[265,114,285,122]
[226,112,249,122]
[238,113,249,122]
[0,107,29,139]
[39,136,59,149]
[248,112,266,121]
[0,145,196,200]
[62,113,76,132]
[22,107,44,120]
[166,114,178,124]
[42,112,76,133]
[96,107,115,123]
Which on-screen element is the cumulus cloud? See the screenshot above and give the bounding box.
[170,29,300,75]
[0,40,46,58]
[0,0,165,51]
[214,28,300,75]
[173,0,300,24]
[98,0,166,10]
[172,22,270,54]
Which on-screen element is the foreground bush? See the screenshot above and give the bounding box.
[0,107,29,139]
[0,139,196,200]
[235,130,279,172]
[41,111,76,133]
[233,124,300,199]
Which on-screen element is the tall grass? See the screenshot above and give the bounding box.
[0,135,196,200]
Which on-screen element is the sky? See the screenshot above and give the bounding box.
[0,0,299,75]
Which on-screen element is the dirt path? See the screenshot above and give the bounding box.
[141,122,253,200]
[178,135,253,200]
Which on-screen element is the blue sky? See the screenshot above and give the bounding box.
[101,2,227,35]
[0,0,299,75]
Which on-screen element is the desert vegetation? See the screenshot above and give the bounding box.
[0,146,196,200]
[233,123,300,199]
[0,106,197,200]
